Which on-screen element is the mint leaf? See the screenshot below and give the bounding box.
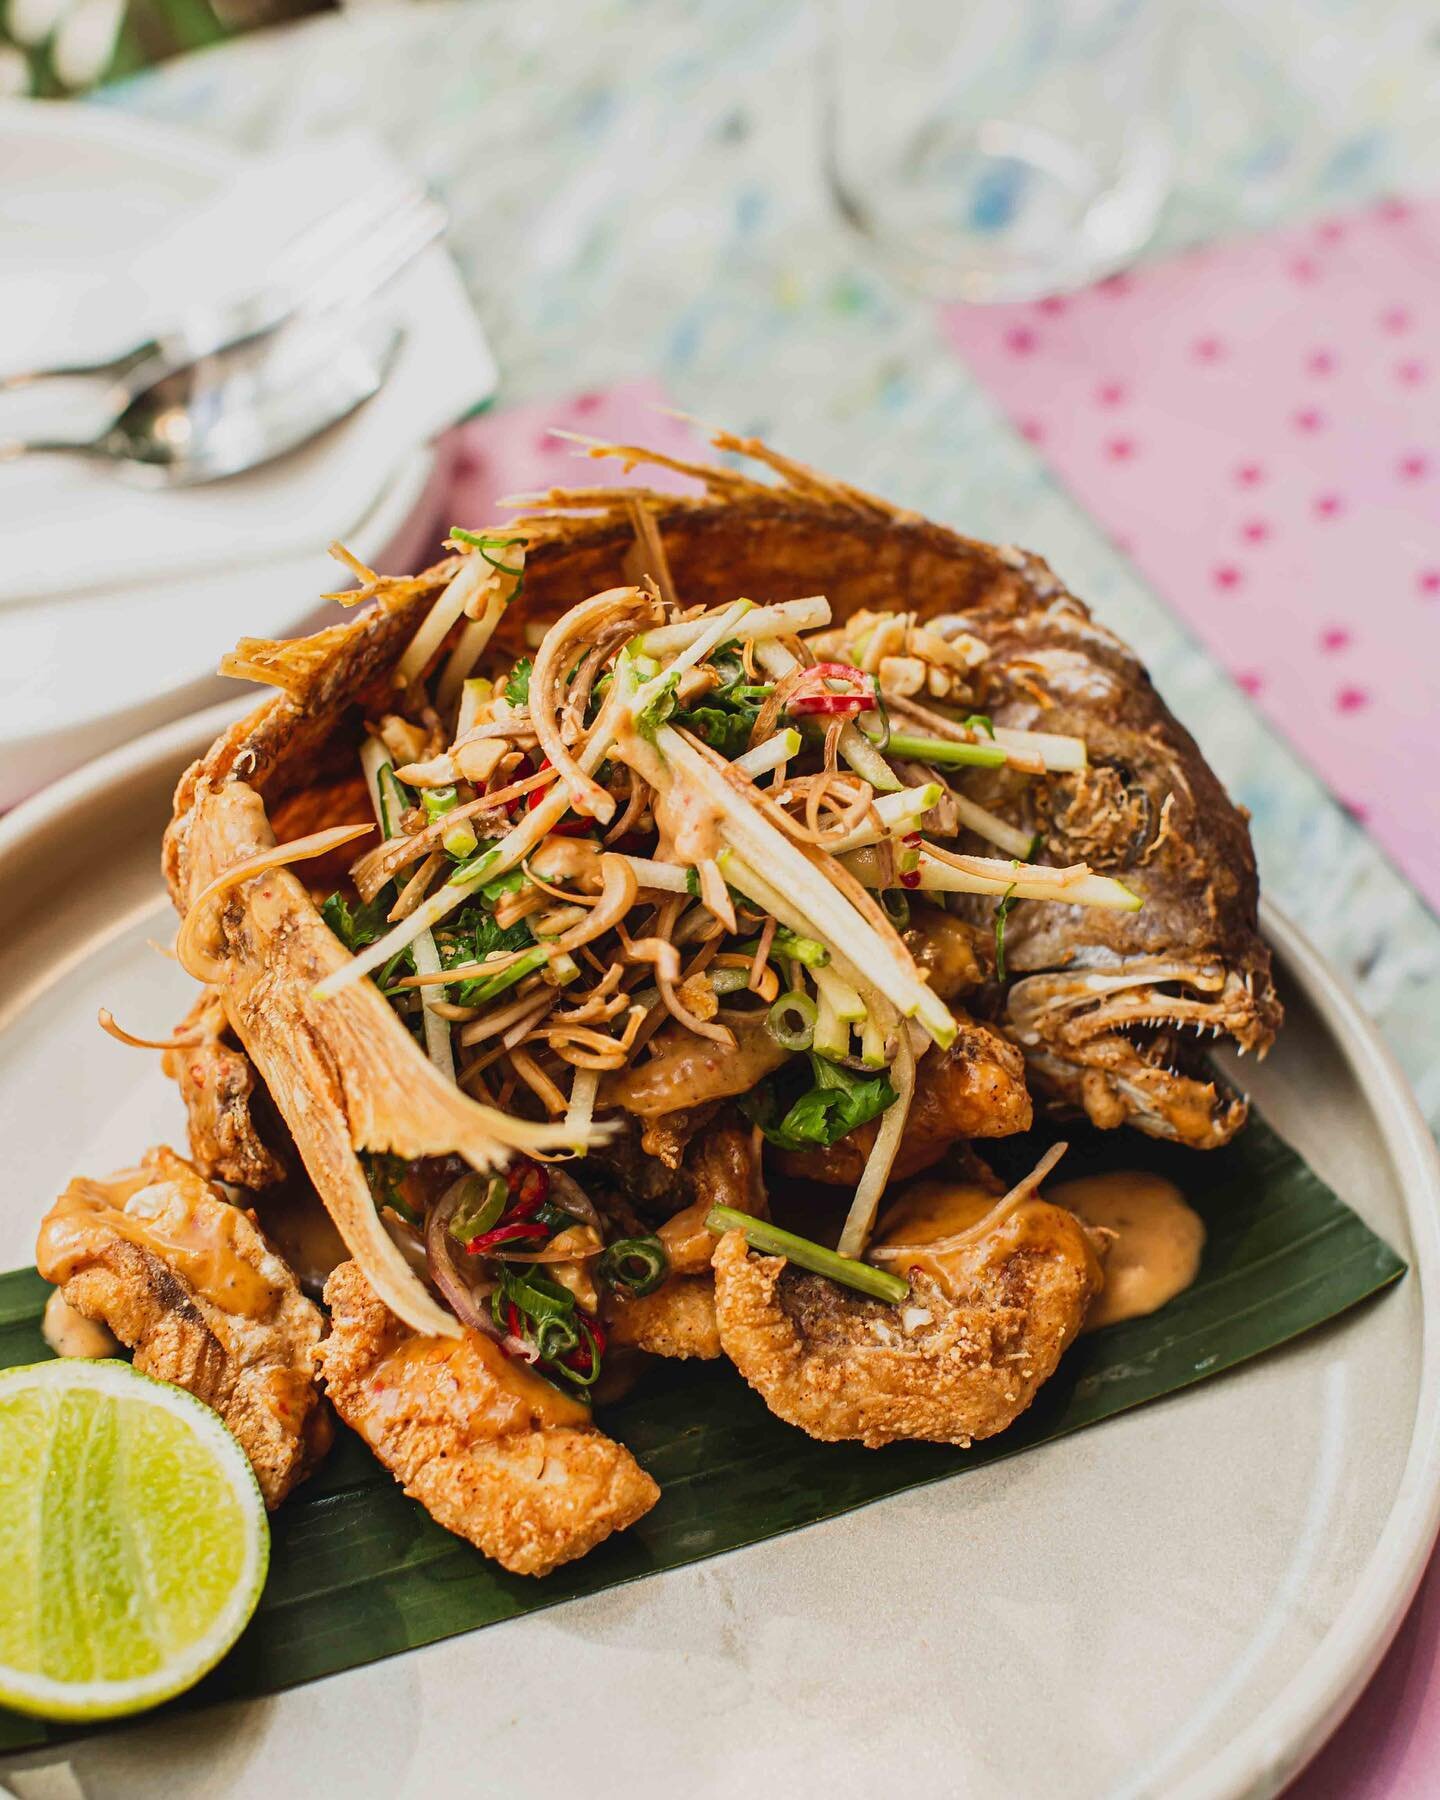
[742,1054,898,1151]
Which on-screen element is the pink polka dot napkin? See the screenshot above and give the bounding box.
[445,378,699,524]
[941,197,1440,914]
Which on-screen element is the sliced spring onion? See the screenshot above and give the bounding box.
[753,639,902,793]
[739,925,829,969]
[885,730,1008,771]
[767,989,818,1051]
[649,730,955,1047]
[632,595,830,659]
[826,783,941,855]
[597,1235,668,1298]
[462,944,558,1007]
[733,727,801,780]
[841,844,1142,911]
[422,786,479,860]
[450,1174,508,1244]
[706,1205,909,1305]
[879,889,911,930]
[709,966,755,996]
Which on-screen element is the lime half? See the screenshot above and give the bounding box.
[0,1358,269,1721]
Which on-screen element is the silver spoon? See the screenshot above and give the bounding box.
[0,312,405,488]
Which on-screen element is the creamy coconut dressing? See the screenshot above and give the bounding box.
[603,1013,790,1116]
[368,1328,589,1434]
[1049,1170,1205,1330]
[41,1289,119,1359]
[38,1168,278,1319]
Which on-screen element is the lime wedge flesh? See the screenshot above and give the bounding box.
[0,1358,269,1721]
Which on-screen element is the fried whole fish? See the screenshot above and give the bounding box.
[161,430,1277,1338]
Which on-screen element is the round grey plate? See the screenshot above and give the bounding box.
[1,703,1437,1800]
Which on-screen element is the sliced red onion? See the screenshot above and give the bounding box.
[426,1179,504,1338]
[548,1167,601,1229]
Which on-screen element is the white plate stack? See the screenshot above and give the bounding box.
[0,102,498,807]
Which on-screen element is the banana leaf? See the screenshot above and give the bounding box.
[0,1110,1404,1753]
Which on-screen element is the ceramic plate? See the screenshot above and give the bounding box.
[0,104,445,808]
[0,704,1437,1800]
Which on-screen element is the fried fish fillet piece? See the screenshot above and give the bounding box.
[605,1117,764,1362]
[163,989,287,1190]
[711,1185,1102,1448]
[606,1277,721,1360]
[35,1146,330,1506]
[317,1261,659,1577]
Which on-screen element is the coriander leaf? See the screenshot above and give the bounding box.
[436,901,535,1006]
[320,888,392,953]
[361,1150,416,1225]
[674,702,757,758]
[505,659,532,706]
[742,1053,898,1151]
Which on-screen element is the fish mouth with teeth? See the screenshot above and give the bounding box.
[1003,954,1280,1149]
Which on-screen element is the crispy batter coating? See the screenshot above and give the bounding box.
[163,990,287,1190]
[35,1146,330,1506]
[774,1017,1031,1187]
[607,1276,721,1360]
[178,779,525,1339]
[317,1261,659,1577]
[711,1195,1102,1448]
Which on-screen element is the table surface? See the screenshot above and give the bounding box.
[79,0,1440,1791]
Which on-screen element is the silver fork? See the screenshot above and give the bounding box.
[0,183,446,400]
[0,310,407,487]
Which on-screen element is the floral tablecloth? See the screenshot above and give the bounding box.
[84,1,1440,1791]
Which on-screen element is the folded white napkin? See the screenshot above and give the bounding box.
[0,130,496,605]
